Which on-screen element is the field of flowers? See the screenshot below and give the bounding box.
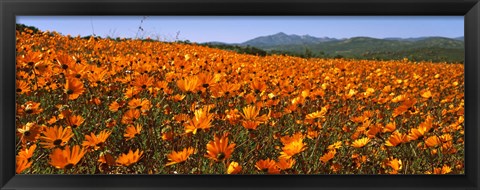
[15,27,464,174]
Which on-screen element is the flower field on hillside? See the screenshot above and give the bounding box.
[16,28,464,174]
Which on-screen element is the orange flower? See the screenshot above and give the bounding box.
[383,121,396,133]
[17,144,37,161]
[330,163,342,173]
[205,133,236,162]
[18,50,42,68]
[385,131,408,147]
[16,144,37,174]
[67,114,84,129]
[351,137,370,148]
[418,116,433,131]
[198,72,219,90]
[305,107,328,120]
[174,113,190,124]
[169,94,186,102]
[184,107,214,134]
[425,136,441,148]
[255,158,280,174]
[49,145,87,169]
[211,82,240,98]
[105,118,117,128]
[344,89,357,99]
[386,158,402,174]
[176,76,199,93]
[124,124,142,141]
[131,74,154,89]
[241,120,260,130]
[280,132,304,145]
[421,90,432,99]
[227,161,242,174]
[109,101,121,112]
[19,101,43,115]
[127,98,151,112]
[55,53,75,71]
[279,138,306,159]
[362,87,375,97]
[276,157,296,170]
[327,141,342,150]
[166,147,195,166]
[407,128,425,141]
[240,105,261,121]
[58,108,72,119]
[65,77,85,100]
[250,79,267,94]
[439,134,453,142]
[82,130,111,150]
[123,86,141,99]
[428,165,452,174]
[439,165,452,174]
[351,153,368,169]
[121,109,141,124]
[306,127,319,139]
[366,124,382,138]
[40,125,74,149]
[16,157,32,174]
[16,80,31,95]
[392,105,408,118]
[320,150,336,164]
[17,122,43,144]
[86,67,108,87]
[116,149,144,167]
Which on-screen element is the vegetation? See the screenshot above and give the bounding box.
[16,26,464,175]
[241,33,464,63]
[201,43,267,56]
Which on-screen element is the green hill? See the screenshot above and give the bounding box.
[239,35,464,63]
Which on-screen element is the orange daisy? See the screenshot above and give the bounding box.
[166,147,195,166]
[17,144,37,160]
[65,77,85,100]
[121,109,141,124]
[116,149,144,167]
[386,158,403,174]
[176,76,199,93]
[279,138,306,159]
[351,137,370,148]
[16,157,32,174]
[67,114,85,129]
[425,136,441,148]
[40,125,74,149]
[82,130,112,150]
[17,122,43,144]
[320,149,337,164]
[276,157,296,170]
[184,107,214,134]
[49,145,87,169]
[227,161,242,174]
[16,80,31,95]
[255,158,280,174]
[385,131,408,147]
[124,124,142,141]
[205,133,236,162]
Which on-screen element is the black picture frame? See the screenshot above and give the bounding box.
[1,0,479,189]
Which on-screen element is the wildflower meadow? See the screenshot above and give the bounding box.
[15,26,464,175]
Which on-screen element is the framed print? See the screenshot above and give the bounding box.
[1,0,479,189]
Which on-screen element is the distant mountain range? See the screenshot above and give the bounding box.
[241,32,338,46]
[202,32,464,63]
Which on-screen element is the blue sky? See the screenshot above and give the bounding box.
[17,16,463,43]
